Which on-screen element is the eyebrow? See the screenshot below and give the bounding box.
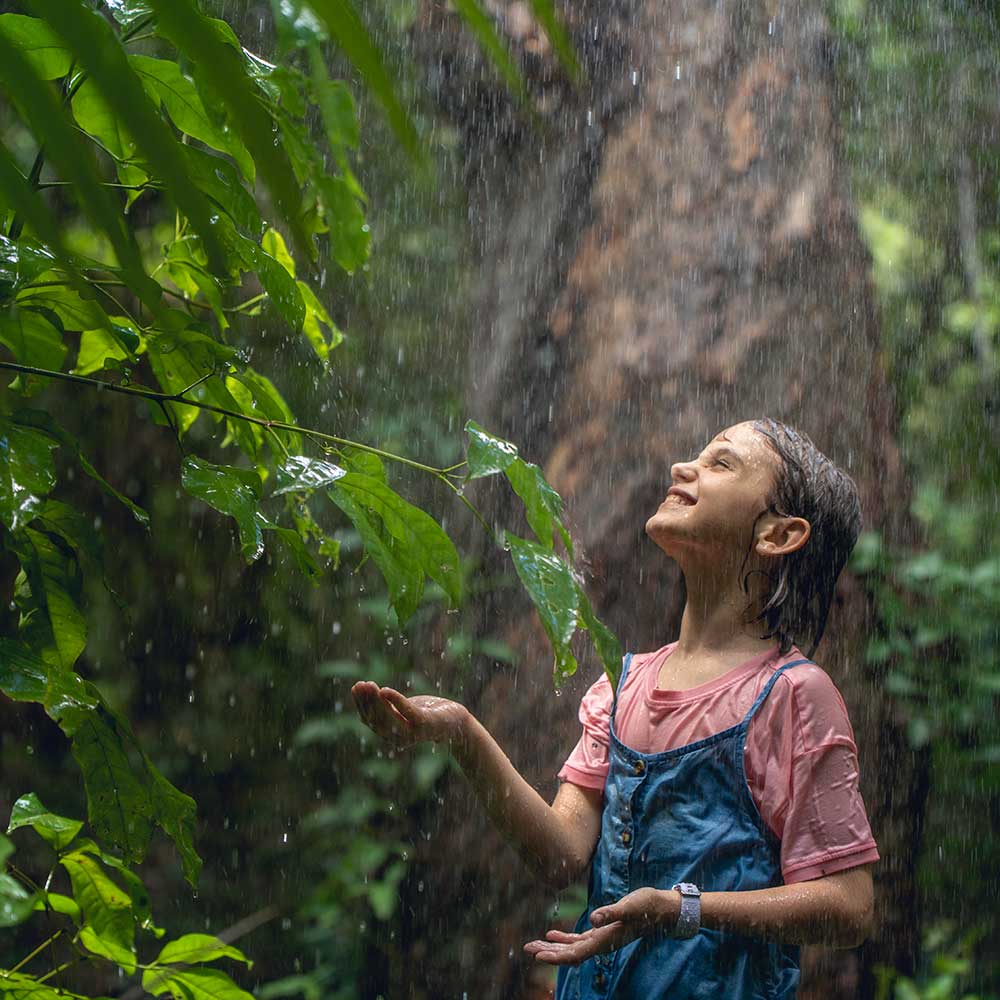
[703,445,743,464]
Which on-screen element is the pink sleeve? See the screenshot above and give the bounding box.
[557,672,614,790]
[746,664,880,884]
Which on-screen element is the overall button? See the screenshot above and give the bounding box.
[633,759,646,775]
[594,972,606,988]
[621,829,632,845]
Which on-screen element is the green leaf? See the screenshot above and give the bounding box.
[0,14,72,79]
[316,174,370,272]
[0,638,99,722]
[17,284,109,334]
[36,890,82,923]
[0,972,88,1000]
[527,0,582,80]
[146,764,201,888]
[464,420,519,478]
[181,457,264,562]
[68,705,153,866]
[274,455,346,495]
[0,834,37,928]
[60,846,136,973]
[144,966,255,1000]
[576,586,623,690]
[333,473,462,606]
[16,527,88,671]
[298,281,342,361]
[262,228,296,277]
[254,244,306,331]
[7,792,82,851]
[74,328,131,376]
[0,414,59,532]
[328,485,423,623]
[0,307,68,373]
[155,933,250,967]
[505,457,565,551]
[506,533,578,682]
[129,55,254,181]
[183,147,262,237]
[102,0,153,29]
[262,521,321,582]
[341,448,386,481]
[72,76,137,161]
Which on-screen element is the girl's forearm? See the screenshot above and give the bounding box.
[450,713,594,887]
[699,869,874,948]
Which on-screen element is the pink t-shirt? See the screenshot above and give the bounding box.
[558,643,880,884]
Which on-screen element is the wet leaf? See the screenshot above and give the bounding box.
[0,415,59,532]
[60,846,136,973]
[7,792,83,851]
[181,457,263,562]
[36,890,81,923]
[0,834,36,928]
[505,457,565,551]
[0,307,68,374]
[183,147,262,237]
[298,280,343,361]
[274,455,346,495]
[144,966,255,1000]
[505,533,578,681]
[464,420,518,478]
[155,933,250,967]
[576,585,623,689]
[74,327,131,376]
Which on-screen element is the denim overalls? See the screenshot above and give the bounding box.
[556,654,810,1000]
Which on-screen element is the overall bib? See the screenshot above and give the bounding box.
[556,654,810,1000]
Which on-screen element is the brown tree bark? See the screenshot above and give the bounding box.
[398,1,925,997]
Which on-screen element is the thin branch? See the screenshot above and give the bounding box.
[0,361,454,477]
[8,930,63,975]
[35,958,81,985]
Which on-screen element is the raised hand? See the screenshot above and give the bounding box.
[523,887,678,965]
[351,681,469,749]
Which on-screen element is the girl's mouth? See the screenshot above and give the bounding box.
[666,488,697,506]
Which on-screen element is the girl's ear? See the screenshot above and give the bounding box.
[755,515,811,558]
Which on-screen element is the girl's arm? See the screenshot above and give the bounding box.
[524,865,875,964]
[352,682,604,888]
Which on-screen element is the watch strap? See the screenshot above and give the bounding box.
[670,882,701,939]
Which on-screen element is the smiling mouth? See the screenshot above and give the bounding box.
[665,488,696,506]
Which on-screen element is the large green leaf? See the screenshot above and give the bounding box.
[60,846,136,973]
[328,486,423,623]
[576,585,623,689]
[505,533,578,681]
[0,13,71,79]
[449,0,527,101]
[7,792,83,852]
[144,966,255,1000]
[183,147,262,238]
[505,457,567,553]
[16,284,109,335]
[333,472,462,606]
[0,415,59,532]
[0,972,92,1000]
[146,764,200,887]
[0,638,98,722]
[181,457,263,562]
[0,834,37,928]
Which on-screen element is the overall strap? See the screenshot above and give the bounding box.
[740,658,812,727]
[610,653,633,725]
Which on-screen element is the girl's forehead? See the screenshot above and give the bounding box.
[707,423,779,470]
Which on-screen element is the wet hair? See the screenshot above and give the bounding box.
[742,419,863,657]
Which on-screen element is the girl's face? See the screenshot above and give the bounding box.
[645,423,780,567]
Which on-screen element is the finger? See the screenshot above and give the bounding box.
[378,687,416,725]
[544,929,581,942]
[590,906,618,927]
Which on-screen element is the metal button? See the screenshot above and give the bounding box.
[633,759,646,775]
[594,972,606,988]
[621,829,631,845]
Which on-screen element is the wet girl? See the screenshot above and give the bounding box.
[352,418,878,998]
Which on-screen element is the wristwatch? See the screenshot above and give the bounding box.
[670,882,701,939]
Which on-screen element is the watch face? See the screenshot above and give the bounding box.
[674,882,700,896]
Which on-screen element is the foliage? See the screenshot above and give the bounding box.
[874,924,994,1000]
[2,795,254,999]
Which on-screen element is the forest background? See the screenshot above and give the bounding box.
[0,1,997,999]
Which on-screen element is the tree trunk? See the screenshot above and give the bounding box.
[401,1,924,996]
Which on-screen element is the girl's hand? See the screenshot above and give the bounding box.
[523,887,679,966]
[351,681,469,749]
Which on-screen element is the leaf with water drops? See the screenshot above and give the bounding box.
[155,933,251,967]
[505,533,578,682]
[576,585,623,690]
[183,147,262,237]
[505,457,565,552]
[181,457,264,562]
[102,0,153,29]
[298,280,343,361]
[0,308,68,375]
[7,792,83,852]
[274,455,346,495]
[0,415,59,532]
[464,420,519,478]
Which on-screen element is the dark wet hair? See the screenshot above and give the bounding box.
[743,419,863,657]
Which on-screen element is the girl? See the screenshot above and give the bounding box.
[352,418,878,998]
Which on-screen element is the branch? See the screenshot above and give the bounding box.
[0,360,455,478]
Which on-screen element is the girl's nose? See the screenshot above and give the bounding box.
[671,460,696,483]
